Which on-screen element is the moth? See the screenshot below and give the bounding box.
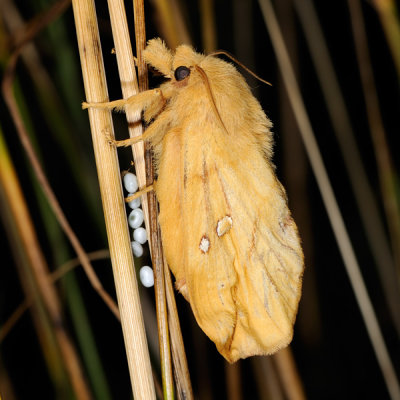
[84,38,304,363]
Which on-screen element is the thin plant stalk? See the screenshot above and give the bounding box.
[252,357,284,400]
[372,0,400,80]
[104,0,149,231]
[84,0,191,396]
[0,0,101,223]
[200,0,217,52]
[276,0,321,346]
[0,249,110,344]
[4,52,119,321]
[139,3,193,395]
[1,4,114,392]
[273,348,305,400]
[224,362,242,400]
[164,255,194,399]
[71,0,155,397]
[347,0,400,285]
[258,1,400,399]
[0,124,91,398]
[2,0,119,322]
[292,0,400,336]
[0,127,72,395]
[132,1,174,397]
[151,0,191,48]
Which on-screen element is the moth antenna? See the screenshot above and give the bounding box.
[195,65,229,135]
[208,50,272,86]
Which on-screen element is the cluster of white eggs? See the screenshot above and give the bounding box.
[123,172,154,288]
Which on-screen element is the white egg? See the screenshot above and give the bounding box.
[131,241,143,257]
[133,227,147,244]
[127,195,141,209]
[140,266,154,288]
[128,208,144,229]
[123,173,138,193]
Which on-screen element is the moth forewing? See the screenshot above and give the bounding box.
[85,38,304,363]
[145,39,304,363]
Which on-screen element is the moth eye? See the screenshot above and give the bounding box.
[174,66,190,81]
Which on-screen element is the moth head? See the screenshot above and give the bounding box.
[169,44,206,86]
[173,44,204,70]
[172,44,229,133]
[144,39,206,82]
[144,39,228,132]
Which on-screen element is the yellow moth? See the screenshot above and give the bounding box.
[84,38,304,363]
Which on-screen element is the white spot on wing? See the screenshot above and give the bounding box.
[216,215,233,237]
[199,235,210,253]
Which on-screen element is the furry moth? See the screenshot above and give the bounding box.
[84,38,304,363]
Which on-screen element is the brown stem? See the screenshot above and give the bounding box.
[133,1,175,398]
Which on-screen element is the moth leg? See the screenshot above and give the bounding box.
[125,184,154,202]
[104,130,149,148]
[105,107,173,148]
[82,88,163,113]
[84,89,166,147]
